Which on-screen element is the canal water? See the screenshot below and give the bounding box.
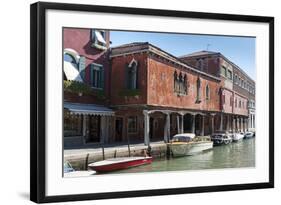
[102,138,255,174]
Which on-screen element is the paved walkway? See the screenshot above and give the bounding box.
[64,140,166,159]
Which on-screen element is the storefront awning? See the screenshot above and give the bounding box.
[64,102,114,116]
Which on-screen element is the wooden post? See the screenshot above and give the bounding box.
[102,145,105,160]
[85,153,89,170]
[127,144,131,157]
[166,144,171,159]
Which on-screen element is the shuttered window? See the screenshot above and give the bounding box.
[90,63,104,89]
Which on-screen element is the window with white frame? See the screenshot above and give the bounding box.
[90,29,107,50]
[90,63,104,89]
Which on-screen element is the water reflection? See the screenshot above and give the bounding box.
[110,138,255,174]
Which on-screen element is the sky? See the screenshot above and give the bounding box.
[110,31,256,80]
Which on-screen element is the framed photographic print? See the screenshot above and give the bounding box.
[30,1,274,203]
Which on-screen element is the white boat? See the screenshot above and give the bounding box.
[211,131,233,145]
[232,132,244,142]
[169,133,213,157]
[244,131,254,139]
[64,161,96,177]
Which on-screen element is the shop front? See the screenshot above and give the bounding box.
[64,102,114,148]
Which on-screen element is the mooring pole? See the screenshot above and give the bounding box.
[85,153,89,170]
[166,144,171,159]
[127,144,131,157]
[102,144,105,160]
[127,133,131,157]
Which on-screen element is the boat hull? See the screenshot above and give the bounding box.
[244,132,254,139]
[232,133,244,142]
[211,138,232,145]
[170,141,213,157]
[88,157,152,172]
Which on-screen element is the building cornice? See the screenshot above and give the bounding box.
[180,51,255,83]
[110,43,221,81]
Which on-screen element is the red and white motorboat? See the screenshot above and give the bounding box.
[88,156,153,172]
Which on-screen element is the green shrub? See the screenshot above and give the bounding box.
[64,80,92,95]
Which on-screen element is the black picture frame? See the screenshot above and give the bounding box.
[30,1,274,203]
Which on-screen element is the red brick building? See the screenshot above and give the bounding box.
[63,29,255,147]
[110,43,222,145]
[180,51,255,134]
[63,28,115,147]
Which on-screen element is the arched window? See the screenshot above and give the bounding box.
[174,71,187,95]
[183,74,188,95]
[174,71,178,92]
[64,53,78,69]
[206,84,210,100]
[179,72,183,93]
[196,77,202,102]
[63,49,83,82]
[126,59,138,89]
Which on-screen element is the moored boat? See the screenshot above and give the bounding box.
[88,156,153,173]
[244,131,254,139]
[211,131,232,145]
[232,132,244,142]
[64,161,96,177]
[169,133,213,157]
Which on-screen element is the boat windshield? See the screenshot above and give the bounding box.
[172,136,192,142]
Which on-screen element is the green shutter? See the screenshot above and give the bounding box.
[100,67,104,89]
[90,29,96,42]
[91,64,95,87]
[79,56,86,81]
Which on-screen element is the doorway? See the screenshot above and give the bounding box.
[87,115,100,143]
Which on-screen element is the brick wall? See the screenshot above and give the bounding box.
[110,53,148,105]
[147,56,221,112]
[221,88,233,114]
[233,93,248,116]
[180,54,221,77]
[63,28,111,104]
